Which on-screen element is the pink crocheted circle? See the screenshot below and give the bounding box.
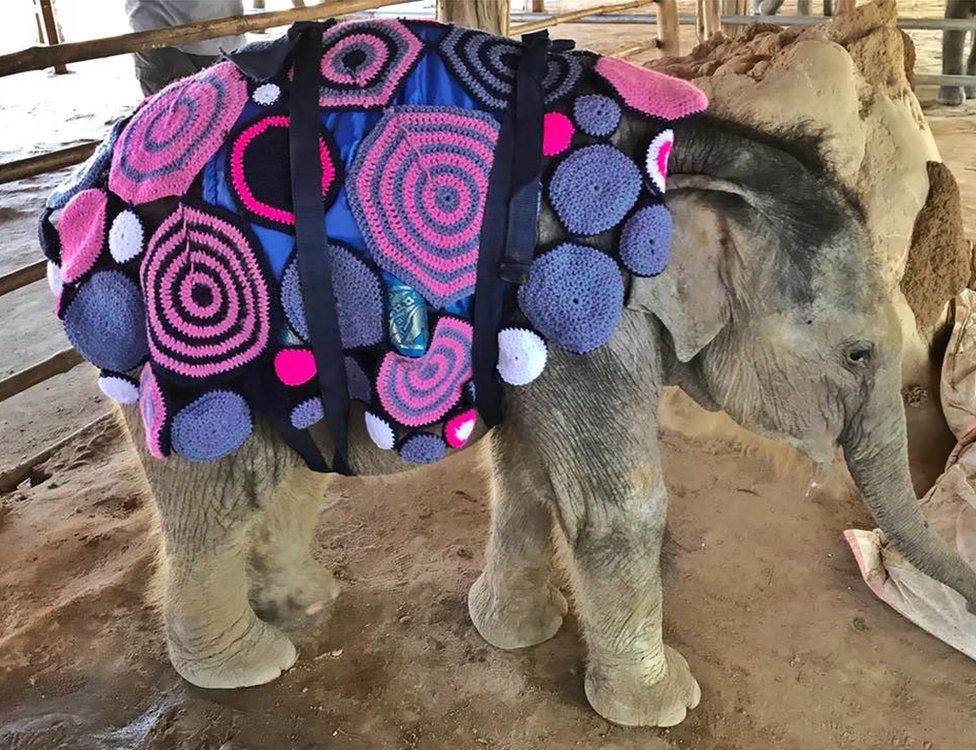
[542,111,574,156]
[58,188,107,284]
[348,107,499,307]
[274,348,316,386]
[444,408,476,449]
[139,365,168,459]
[228,114,340,229]
[318,20,422,109]
[141,203,271,379]
[109,62,248,204]
[376,317,473,427]
[594,57,708,120]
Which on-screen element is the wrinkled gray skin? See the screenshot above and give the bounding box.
[938,0,976,106]
[118,115,976,728]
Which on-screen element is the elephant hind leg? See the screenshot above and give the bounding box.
[246,466,339,621]
[939,1,974,105]
[125,407,301,689]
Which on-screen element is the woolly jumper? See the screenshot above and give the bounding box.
[38,18,707,472]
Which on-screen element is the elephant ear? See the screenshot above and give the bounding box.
[627,190,732,362]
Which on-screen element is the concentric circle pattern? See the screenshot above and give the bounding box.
[318,19,422,109]
[109,62,248,205]
[141,203,271,379]
[438,28,584,111]
[228,114,340,230]
[376,316,473,427]
[348,106,499,307]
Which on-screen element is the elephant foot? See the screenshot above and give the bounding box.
[938,86,965,106]
[167,613,298,689]
[584,645,701,728]
[468,572,568,650]
[966,86,976,100]
[250,561,340,621]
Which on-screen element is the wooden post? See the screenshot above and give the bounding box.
[720,0,749,36]
[530,0,545,10]
[34,0,67,74]
[654,0,680,56]
[836,0,856,14]
[436,0,510,35]
[702,0,721,38]
[252,0,265,8]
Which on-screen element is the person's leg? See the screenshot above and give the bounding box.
[132,48,217,96]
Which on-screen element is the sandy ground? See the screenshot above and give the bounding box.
[1,392,974,749]
[1,2,975,748]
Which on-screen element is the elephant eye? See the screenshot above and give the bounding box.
[844,341,874,367]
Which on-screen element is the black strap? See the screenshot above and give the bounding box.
[500,31,551,284]
[472,31,551,427]
[289,24,352,475]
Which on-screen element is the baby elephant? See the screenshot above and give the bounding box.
[42,19,976,728]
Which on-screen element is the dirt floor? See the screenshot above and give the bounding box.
[2,2,976,748]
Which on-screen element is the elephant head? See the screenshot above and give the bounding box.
[630,116,976,611]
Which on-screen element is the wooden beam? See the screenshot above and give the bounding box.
[701,0,721,38]
[0,141,96,184]
[0,348,84,404]
[0,413,113,494]
[0,0,408,78]
[0,261,46,297]
[654,0,680,55]
[510,0,644,35]
[437,0,510,35]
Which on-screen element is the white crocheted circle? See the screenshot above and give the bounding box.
[365,410,395,450]
[644,128,674,195]
[497,327,547,386]
[98,374,140,404]
[253,83,281,106]
[46,261,62,296]
[108,209,144,263]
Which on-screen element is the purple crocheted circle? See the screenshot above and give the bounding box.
[290,397,324,430]
[281,243,383,348]
[517,243,624,354]
[620,204,672,276]
[438,28,584,111]
[63,270,148,371]
[346,356,371,402]
[572,94,621,138]
[398,432,447,464]
[318,20,422,109]
[548,144,641,236]
[171,390,253,461]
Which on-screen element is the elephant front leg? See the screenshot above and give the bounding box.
[468,430,568,649]
[247,465,339,620]
[555,453,699,727]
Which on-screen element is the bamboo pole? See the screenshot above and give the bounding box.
[0,0,408,78]
[510,0,644,35]
[0,141,96,184]
[35,0,68,74]
[655,0,680,55]
[0,348,84,404]
[0,261,46,297]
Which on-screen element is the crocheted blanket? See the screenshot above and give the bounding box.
[38,19,707,468]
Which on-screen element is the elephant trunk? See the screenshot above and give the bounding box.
[842,396,976,612]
